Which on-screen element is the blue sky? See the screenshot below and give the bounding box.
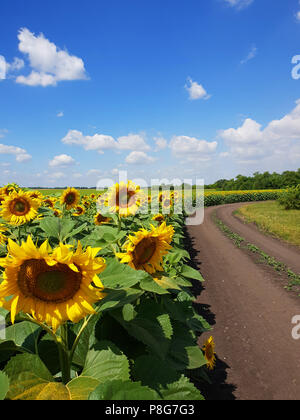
[1,0,300,187]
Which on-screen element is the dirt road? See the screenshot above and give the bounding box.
[187,203,300,400]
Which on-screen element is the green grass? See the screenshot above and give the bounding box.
[235,201,300,247]
[32,189,101,196]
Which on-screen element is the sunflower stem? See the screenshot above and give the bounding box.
[58,323,71,384]
[18,226,21,245]
[69,315,92,364]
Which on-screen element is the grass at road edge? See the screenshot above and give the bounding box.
[234,201,300,248]
[212,212,300,294]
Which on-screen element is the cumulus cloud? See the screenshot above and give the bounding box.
[117,134,150,151]
[169,135,217,161]
[0,144,32,162]
[57,111,64,118]
[61,130,150,153]
[125,151,156,165]
[185,78,211,101]
[49,154,76,167]
[15,28,88,87]
[0,56,24,81]
[219,99,300,163]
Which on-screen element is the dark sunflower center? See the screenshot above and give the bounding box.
[10,199,29,216]
[163,199,171,207]
[117,189,136,208]
[65,193,76,205]
[18,259,82,303]
[132,238,157,266]
[97,214,108,223]
[206,345,214,359]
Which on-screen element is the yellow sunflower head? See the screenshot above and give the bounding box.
[43,198,57,208]
[0,191,40,226]
[60,187,80,210]
[0,237,106,332]
[53,209,62,218]
[106,181,145,217]
[117,222,174,274]
[202,336,216,371]
[94,213,111,225]
[152,214,165,224]
[73,205,85,217]
[29,191,44,202]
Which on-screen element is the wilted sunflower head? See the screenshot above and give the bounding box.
[0,237,106,332]
[202,336,216,371]
[60,187,80,210]
[117,222,174,274]
[0,191,40,226]
[106,181,145,217]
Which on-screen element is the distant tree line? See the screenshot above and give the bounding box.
[206,169,300,191]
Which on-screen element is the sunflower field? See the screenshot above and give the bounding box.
[0,182,213,401]
[204,189,284,207]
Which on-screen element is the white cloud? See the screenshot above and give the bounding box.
[15,28,88,87]
[125,151,156,165]
[61,130,151,153]
[185,78,211,101]
[49,171,65,180]
[72,172,82,179]
[0,144,32,162]
[154,136,168,151]
[219,99,300,163]
[87,169,102,176]
[240,45,257,65]
[117,134,150,151]
[57,111,64,118]
[169,135,217,161]
[224,0,254,10]
[9,57,25,71]
[0,56,7,80]
[49,154,75,167]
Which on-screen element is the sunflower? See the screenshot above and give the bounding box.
[161,197,173,211]
[0,190,40,226]
[152,214,165,224]
[94,213,111,225]
[0,236,106,332]
[29,191,44,202]
[202,336,216,370]
[60,187,80,210]
[43,198,56,208]
[73,205,85,217]
[106,181,145,217]
[53,209,62,218]
[117,222,174,274]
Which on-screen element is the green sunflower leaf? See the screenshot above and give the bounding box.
[0,371,9,400]
[88,379,160,401]
[81,340,130,384]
